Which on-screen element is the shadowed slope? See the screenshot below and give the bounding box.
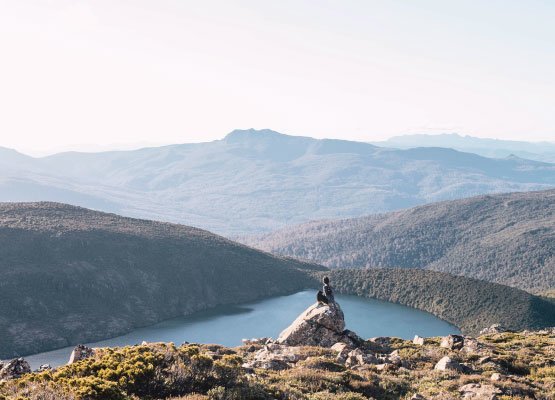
[0,202,324,359]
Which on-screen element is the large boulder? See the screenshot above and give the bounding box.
[331,342,351,363]
[440,334,465,350]
[434,356,463,372]
[459,383,502,399]
[0,358,31,380]
[277,302,361,347]
[413,335,425,345]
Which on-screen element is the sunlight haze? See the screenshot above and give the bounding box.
[1,0,554,155]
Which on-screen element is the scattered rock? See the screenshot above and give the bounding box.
[434,356,463,372]
[277,302,362,347]
[344,348,378,367]
[376,362,400,372]
[441,334,465,350]
[0,358,31,380]
[410,395,426,400]
[331,342,349,353]
[242,343,307,370]
[331,342,351,363]
[479,324,508,335]
[387,350,402,366]
[413,335,425,345]
[37,364,52,372]
[68,344,95,364]
[242,337,272,346]
[461,336,490,355]
[243,359,290,371]
[490,373,503,381]
[459,383,502,399]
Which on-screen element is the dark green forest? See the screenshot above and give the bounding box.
[244,189,555,293]
[325,268,555,335]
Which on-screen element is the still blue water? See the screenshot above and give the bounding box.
[22,290,459,369]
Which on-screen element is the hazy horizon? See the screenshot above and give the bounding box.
[1,1,555,155]
[2,129,555,158]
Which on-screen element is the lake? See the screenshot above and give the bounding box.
[22,290,460,369]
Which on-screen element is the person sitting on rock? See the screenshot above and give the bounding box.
[323,276,335,303]
[316,290,329,305]
[315,276,335,305]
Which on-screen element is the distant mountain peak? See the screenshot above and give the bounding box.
[224,128,288,141]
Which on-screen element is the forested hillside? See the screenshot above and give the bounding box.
[0,202,324,359]
[326,269,555,335]
[243,189,555,293]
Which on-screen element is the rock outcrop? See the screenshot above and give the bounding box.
[435,356,463,371]
[68,344,96,364]
[413,335,425,345]
[242,343,309,371]
[0,358,31,381]
[440,334,465,350]
[37,364,52,372]
[479,324,509,335]
[277,302,362,347]
[459,383,502,399]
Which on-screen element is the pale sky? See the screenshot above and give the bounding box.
[1,0,555,155]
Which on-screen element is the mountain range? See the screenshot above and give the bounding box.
[1,129,555,235]
[374,133,555,163]
[241,189,555,294]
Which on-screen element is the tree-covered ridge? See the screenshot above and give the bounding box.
[325,269,555,336]
[242,189,555,293]
[0,202,324,359]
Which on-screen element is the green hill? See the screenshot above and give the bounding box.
[0,202,324,359]
[326,268,555,335]
[242,189,555,293]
